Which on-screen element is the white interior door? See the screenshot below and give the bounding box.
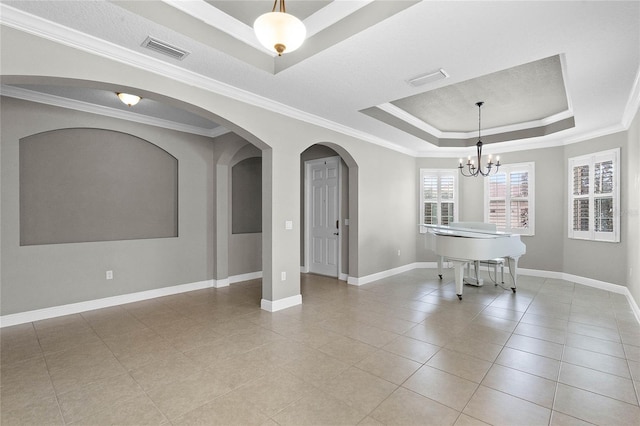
[307,157,340,277]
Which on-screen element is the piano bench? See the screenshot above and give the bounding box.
[478,258,505,284]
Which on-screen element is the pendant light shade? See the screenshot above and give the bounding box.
[117,92,141,107]
[254,0,306,56]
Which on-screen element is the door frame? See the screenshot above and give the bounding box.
[303,156,342,278]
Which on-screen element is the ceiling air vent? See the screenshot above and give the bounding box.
[407,68,449,87]
[142,36,190,61]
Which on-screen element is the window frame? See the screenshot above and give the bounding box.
[568,148,620,242]
[483,162,535,236]
[419,168,459,233]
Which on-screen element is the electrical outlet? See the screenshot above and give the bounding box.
[106,270,113,280]
[397,249,401,256]
[281,271,286,281]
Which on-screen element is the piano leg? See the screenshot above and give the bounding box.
[437,256,443,279]
[506,256,520,293]
[452,260,466,300]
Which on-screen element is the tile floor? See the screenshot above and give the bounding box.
[1,270,639,425]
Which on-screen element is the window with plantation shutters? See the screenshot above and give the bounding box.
[419,169,458,232]
[484,162,535,235]
[568,148,619,242]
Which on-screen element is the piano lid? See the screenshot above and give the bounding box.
[420,224,512,239]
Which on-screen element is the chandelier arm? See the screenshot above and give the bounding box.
[271,0,278,12]
[280,0,286,13]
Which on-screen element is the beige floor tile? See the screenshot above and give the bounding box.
[49,354,127,395]
[281,348,349,385]
[205,348,274,390]
[44,340,114,373]
[567,321,622,342]
[0,395,63,426]
[463,385,551,425]
[223,367,315,417]
[426,348,493,383]
[0,336,42,366]
[358,415,385,425]
[0,364,57,413]
[563,345,631,378]
[370,387,460,426]
[57,374,145,424]
[382,335,440,363]
[549,410,594,426]
[272,388,366,425]
[629,359,640,382]
[624,343,640,362]
[355,349,422,385]
[172,392,269,425]
[403,323,458,346]
[453,413,491,425]
[445,336,503,363]
[321,366,398,413]
[287,324,343,348]
[520,312,569,331]
[318,336,377,365]
[514,322,567,344]
[480,306,524,322]
[495,346,560,381]
[565,332,626,358]
[505,333,564,360]
[68,394,166,425]
[473,312,519,332]
[129,352,204,391]
[481,364,556,408]
[554,383,640,425]
[458,324,512,346]
[558,362,637,405]
[344,322,400,348]
[403,365,478,411]
[146,371,234,420]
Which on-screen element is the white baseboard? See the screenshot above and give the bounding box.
[0,270,265,328]
[339,272,348,281]
[0,279,215,328]
[229,271,263,284]
[348,262,436,286]
[261,294,302,312]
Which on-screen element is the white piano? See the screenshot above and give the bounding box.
[422,222,526,300]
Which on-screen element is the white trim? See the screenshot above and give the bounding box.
[213,278,230,288]
[261,294,302,312]
[0,279,214,328]
[339,272,348,281]
[347,262,421,286]
[304,156,342,278]
[229,271,263,284]
[484,162,535,236]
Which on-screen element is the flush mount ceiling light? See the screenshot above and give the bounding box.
[459,102,501,177]
[254,0,306,56]
[117,92,141,107]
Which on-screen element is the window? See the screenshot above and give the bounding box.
[568,148,620,242]
[484,162,535,235]
[419,169,458,232]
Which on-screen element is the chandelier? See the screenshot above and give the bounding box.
[459,101,501,177]
[254,0,306,56]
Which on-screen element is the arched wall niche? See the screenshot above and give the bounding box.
[20,127,178,245]
[300,142,359,279]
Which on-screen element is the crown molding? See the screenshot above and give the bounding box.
[0,4,414,156]
[0,85,230,138]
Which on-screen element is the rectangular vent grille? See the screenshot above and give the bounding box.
[142,36,190,61]
[407,69,449,87]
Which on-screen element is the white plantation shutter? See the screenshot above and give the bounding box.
[419,169,458,231]
[484,162,535,235]
[568,148,619,242]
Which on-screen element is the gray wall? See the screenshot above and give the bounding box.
[563,131,629,285]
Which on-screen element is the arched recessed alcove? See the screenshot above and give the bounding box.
[1,75,279,314]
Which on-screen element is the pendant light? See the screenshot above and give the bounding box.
[254,0,306,56]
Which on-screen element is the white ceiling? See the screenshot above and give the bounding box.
[1,1,639,157]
